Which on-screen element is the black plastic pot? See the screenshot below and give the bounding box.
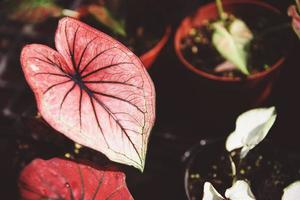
[183,138,300,200]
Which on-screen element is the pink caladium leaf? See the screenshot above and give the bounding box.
[19,158,134,200]
[20,17,155,171]
[288,1,300,39]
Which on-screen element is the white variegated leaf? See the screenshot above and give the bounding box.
[282,181,300,200]
[225,180,256,200]
[212,19,253,75]
[202,182,224,200]
[226,107,276,158]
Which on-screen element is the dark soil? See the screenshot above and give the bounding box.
[185,139,300,200]
[180,12,293,78]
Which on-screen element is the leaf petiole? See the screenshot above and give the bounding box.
[215,0,226,21]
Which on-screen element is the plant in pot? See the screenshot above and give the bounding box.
[17,16,156,199]
[76,0,171,69]
[174,0,294,110]
[183,107,300,199]
[0,0,170,97]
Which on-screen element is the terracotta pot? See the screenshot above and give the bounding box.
[77,6,171,70]
[174,0,290,107]
[140,26,171,69]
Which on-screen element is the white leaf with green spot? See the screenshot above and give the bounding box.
[212,19,253,75]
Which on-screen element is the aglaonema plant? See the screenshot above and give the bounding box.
[19,16,155,199]
[201,107,300,200]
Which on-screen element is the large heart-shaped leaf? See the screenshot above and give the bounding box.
[8,0,62,23]
[19,158,134,200]
[20,17,156,171]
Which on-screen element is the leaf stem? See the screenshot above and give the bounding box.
[229,155,237,184]
[215,0,226,21]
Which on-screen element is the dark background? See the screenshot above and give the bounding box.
[0,0,299,199]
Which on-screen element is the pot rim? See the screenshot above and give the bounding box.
[76,6,171,69]
[140,25,172,69]
[174,0,286,83]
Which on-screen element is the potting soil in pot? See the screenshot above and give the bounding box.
[186,140,300,200]
[180,12,292,78]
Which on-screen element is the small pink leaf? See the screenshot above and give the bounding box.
[19,158,134,200]
[20,17,155,171]
[288,4,300,39]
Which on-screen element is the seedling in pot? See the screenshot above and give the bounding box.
[179,0,293,78]
[200,107,300,200]
[212,0,253,75]
[78,0,169,59]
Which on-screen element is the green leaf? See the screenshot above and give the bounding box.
[288,3,300,39]
[88,4,127,37]
[212,19,253,75]
[8,0,62,23]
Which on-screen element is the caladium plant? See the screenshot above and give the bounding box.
[200,107,300,199]
[20,17,156,171]
[19,158,134,200]
[200,107,276,200]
